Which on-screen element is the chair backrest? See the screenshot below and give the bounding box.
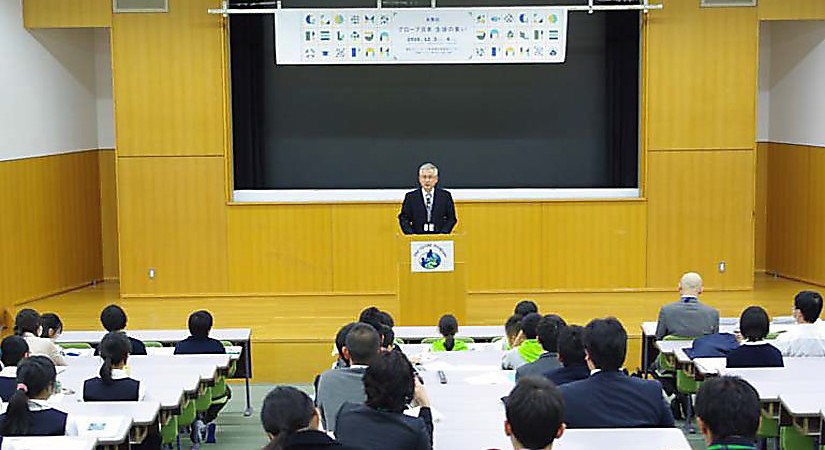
[143,341,163,348]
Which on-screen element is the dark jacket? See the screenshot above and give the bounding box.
[683,333,740,359]
[0,408,67,436]
[0,377,16,402]
[398,188,457,235]
[726,343,784,368]
[560,370,675,428]
[544,364,590,386]
[174,336,227,355]
[83,377,140,402]
[335,403,433,450]
[515,352,562,382]
[281,430,362,450]
[94,336,147,356]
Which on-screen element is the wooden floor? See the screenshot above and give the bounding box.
[21,273,822,382]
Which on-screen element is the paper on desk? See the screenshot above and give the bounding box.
[404,405,445,423]
[464,371,514,385]
[75,415,129,438]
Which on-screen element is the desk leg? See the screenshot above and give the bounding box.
[642,335,649,378]
[244,339,253,417]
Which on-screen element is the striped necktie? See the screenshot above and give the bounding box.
[425,192,433,222]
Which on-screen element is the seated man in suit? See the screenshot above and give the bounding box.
[695,376,761,450]
[515,315,566,381]
[316,323,381,432]
[545,325,590,386]
[504,377,566,450]
[560,317,674,428]
[773,290,825,356]
[398,162,457,235]
[655,272,720,340]
[502,313,543,370]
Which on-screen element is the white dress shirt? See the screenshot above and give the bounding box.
[772,322,825,357]
[22,333,67,366]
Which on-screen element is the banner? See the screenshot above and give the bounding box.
[275,7,568,65]
[410,240,454,273]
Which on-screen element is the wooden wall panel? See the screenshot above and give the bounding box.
[755,143,768,272]
[766,143,810,280]
[99,150,119,280]
[809,148,825,283]
[331,204,397,292]
[227,206,333,293]
[647,0,757,151]
[0,151,103,307]
[23,0,111,28]
[117,156,228,295]
[111,0,225,157]
[542,202,647,290]
[759,0,825,20]
[647,150,755,289]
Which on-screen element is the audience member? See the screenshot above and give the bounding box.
[14,309,66,366]
[39,313,63,340]
[504,377,565,450]
[501,314,524,351]
[515,315,566,381]
[332,322,357,369]
[695,376,761,450]
[655,272,720,340]
[773,290,825,356]
[502,313,542,369]
[0,356,78,436]
[514,300,538,317]
[261,386,359,450]
[359,307,394,349]
[726,306,783,368]
[99,304,147,355]
[83,332,144,401]
[432,314,467,352]
[316,323,380,432]
[335,351,433,450]
[0,336,30,402]
[545,325,590,386]
[175,310,227,354]
[560,318,674,428]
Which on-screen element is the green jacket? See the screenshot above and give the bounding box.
[431,337,469,352]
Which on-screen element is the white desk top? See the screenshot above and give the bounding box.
[780,392,825,417]
[2,436,98,450]
[554,428,692,450]
[57,328,251,344]
[695,356,825,375]
[395,326,504,340]
[0,413,132,447]
[654,340,693,354]
[52,401,160,426]
[642,317,795,337]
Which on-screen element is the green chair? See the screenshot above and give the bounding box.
[221,341,238,377]
[780,424,815,450]
[195,387,213,415]
[160,415,179,449]
[393,337,406,345]
[756,411,779,449]
[58,342,92,349]
[144,341,164,348]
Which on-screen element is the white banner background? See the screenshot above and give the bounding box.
[275,7,568,65]
[410,240,455,273]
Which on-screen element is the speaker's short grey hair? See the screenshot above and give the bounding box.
[419,162,438,176]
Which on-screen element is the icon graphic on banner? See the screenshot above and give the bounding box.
[549,48,558,56]
[351,31,361,41]
[350,15,360,25]
[490,15,501,23]
[379,47,391,58]
[419,250,442,270]
[379,31,390,42]
[475,14,486,24]
[475,47,485,57]
[503,13,514,23]
[334,14,345,25]
[520,47,530,56]
[505,47,515,56]
[491,46,499,57]
[319,14,331,25]
[321,49,330,58]
[320,30,331,41]
[519,13,529,24]
[305,14,316,25]
[533,46,544,56]
[490,29,500,40]
[533,13,544,24]
[351,47,359,57]
[534,30,544,40]
[476,30,486,40]
[337,31,346,41]
[519,30,529,40]
[548,30,559,40]
[364,15,375,24]
[379,15,390,25]
[304,48,316,59]
[365,48,376,58]
[506,30,515,40]
[335,48,346,58]
[304,31,316,42]
[364,31,375,42]
[548,14,558,24]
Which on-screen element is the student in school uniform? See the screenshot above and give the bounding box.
[335,351,434,450]
[559,318,674,428]
[331,322,357,369]
[0,336,30,402]
[726,306,783,368]
[0,356,79,436]
[695,376,761,450]
[39,313,63,340]
[432,314,468,352]
[516,315,565,381]
[500,314,524,351]
[502,313,543,370]
[260,386,361,450]
[99,304,147,355]
[513,300,539,317]
[544,325,590,386]
[773,290,825,357]
[502,377,566,450]
[82,332,145,401]
[14,309,66,366]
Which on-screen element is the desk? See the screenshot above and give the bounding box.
[58,329,253,416]
[779,393,825,440]
[395,326,504,343]
[0,409,131,450]
[2,436,98,450]
[56,401,160,445]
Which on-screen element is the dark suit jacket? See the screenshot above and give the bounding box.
[282,430,362,450]
[726,343,784,368]
[95,335,147,356]
[335,403,433,450]
[515,352,562,382]
[544,363,590,386]
[174,336,227,355]
[559,370,674,428]
[398,188,457,235]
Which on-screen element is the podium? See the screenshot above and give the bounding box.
[396,233,467,326]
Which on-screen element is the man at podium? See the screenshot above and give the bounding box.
[398,162,457,235]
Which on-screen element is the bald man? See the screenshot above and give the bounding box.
[655,273,720,340]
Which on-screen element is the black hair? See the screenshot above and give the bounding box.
[359,307,392,347]
[794,290,823,323]
[514,300,538,317]
[695,376,760,442]
[438,314,459,351]
[557,325,586,367]
[188,310,214,338]
[261,386,316,450]
[1,336,29,367]
[378,311,395,328]
[382,326,395,349]
[13,309,41,336]
[335,322,357,365]
[506,377,565,449]
[40,313,63,338]
[583,317,627,371]
[537,314,567,353]
[505,314,523,338]
[363,351,415,413]
[99,332,131,385]
[344,323,380,365]
[1,356,57,436]
[100,304,128,332]
[521,313,542,340]
[739,306,770,342]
